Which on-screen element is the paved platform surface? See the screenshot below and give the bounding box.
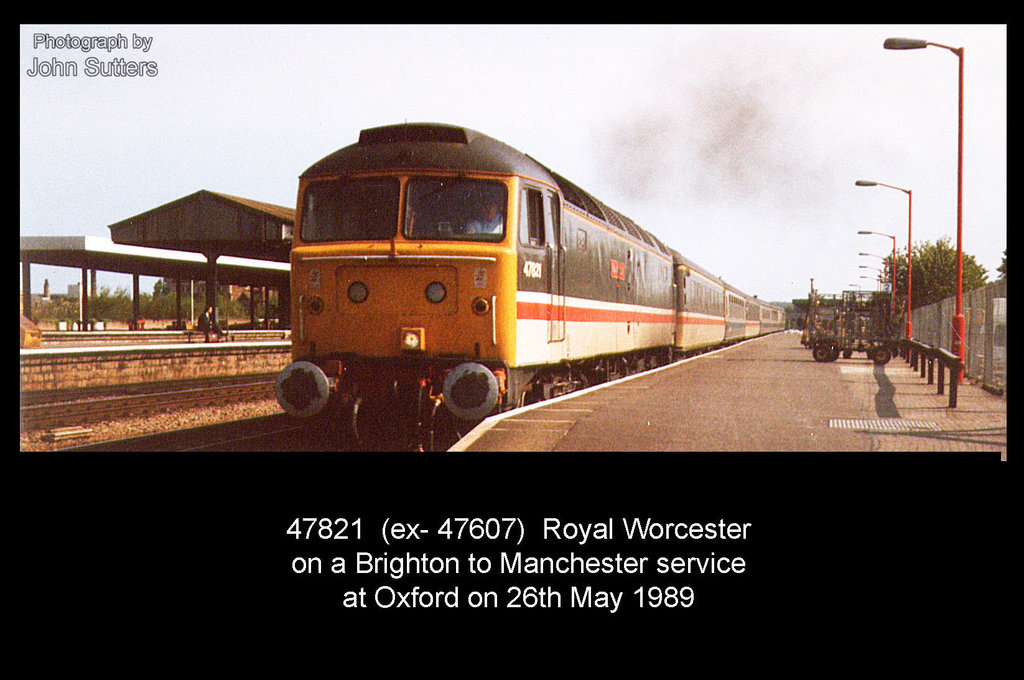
[450,331,1007,453]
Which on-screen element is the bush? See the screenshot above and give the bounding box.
[31,284,252,325]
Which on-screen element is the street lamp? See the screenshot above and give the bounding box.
[859,274,879,291]
[859,266,883,290]
[856,180,913,338]
[884,36,964,382]
[857,230,896,313]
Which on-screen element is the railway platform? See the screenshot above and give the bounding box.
[20,338,290,393]
[450,330,1007,454]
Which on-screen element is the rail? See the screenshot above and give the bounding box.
[899,339,964,408]
[20,374,278,431]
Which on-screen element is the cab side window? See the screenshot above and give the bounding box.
[546,191,561,247]
[520,187,545,248]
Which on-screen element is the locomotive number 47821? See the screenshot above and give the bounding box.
[523,260,543,278]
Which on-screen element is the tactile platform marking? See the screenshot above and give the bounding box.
[829,419,941,432]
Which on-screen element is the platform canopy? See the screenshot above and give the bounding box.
[20,235,289,289]
[107,190,294,262]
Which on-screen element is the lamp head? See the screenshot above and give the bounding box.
[884,37,929,50]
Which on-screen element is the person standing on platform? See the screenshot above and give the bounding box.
[197,305,223,342]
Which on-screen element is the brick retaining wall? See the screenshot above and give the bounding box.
[20,342,292,392]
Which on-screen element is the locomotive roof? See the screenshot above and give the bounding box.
[301,123,556,181]
[302,123,672,256]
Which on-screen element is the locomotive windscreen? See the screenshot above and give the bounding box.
[300,177,400,241]
[404,178,506,242]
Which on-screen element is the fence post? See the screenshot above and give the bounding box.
[935,350,962,408]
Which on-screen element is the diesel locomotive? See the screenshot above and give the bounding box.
[274,123,784,448]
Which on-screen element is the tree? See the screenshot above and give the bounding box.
[997,249,1006,280]
[152,277,177,297]
[88,286,133,321]
[885,237,989,311]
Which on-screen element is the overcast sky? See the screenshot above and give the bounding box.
[20,24,1006,304]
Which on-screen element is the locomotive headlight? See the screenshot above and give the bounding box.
[347,281,369,303]
[471,296,490,315]
[401,327,426,352]
[425,281,447,304]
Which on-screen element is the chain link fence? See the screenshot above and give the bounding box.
[910,277,1006,392]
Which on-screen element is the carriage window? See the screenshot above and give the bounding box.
[404,178,506,241]
[520,187,545,247]
[300,177,399,242]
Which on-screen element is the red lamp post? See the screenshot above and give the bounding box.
[856,180,912,338]
[884,37,964,382]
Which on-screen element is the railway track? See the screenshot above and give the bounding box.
[20,374,278,432]
[53,412,320,452]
